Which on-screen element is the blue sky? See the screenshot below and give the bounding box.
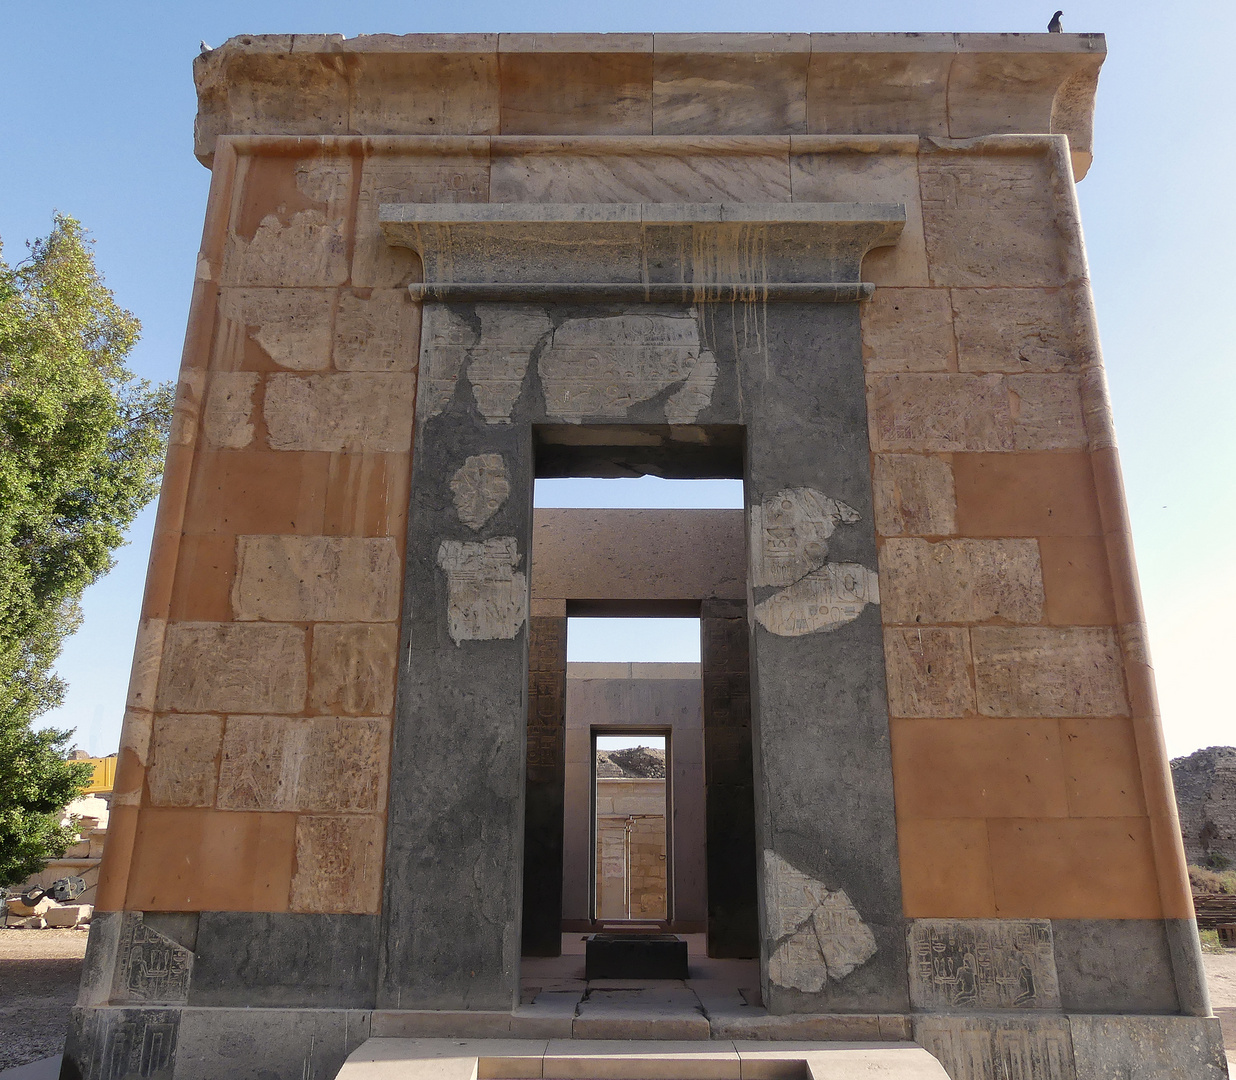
[2,1,1233,759]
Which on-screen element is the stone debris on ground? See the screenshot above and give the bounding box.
[4,891,93,930]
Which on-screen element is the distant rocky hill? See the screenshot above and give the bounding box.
[596,746,667,779]
[1171,746,1236,867]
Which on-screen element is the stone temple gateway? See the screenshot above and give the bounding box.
[64,31,1228,1080]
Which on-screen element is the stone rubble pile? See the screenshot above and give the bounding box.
[5,890,93,929]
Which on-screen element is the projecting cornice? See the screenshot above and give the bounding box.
[194,32,1106,178]
[378,202,906,302]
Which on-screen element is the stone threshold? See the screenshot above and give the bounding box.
[336,1038,947,1080]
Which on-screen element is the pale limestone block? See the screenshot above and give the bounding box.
[907,919,1060,1010]
[1080,366,1117,451]
[1118,622,1152,669]
[125,617,167,713]
[349,53,499,136]
[750,487,860,587]
[310,623,399,716]
[169,369,206,447]
[872,454,956,537]
[919,154,1066,287]
[118,708,154,771]
[222,160,351,288]
[216,715,309,811]
[754,563,879,637]
[298,717,390,813]
[952,288,1085,373]
[972,626,1129,718]
[450,454,510,530]
[652,51,808,135]
[421,305,550,423]
[867,373,1014,452]
[861,288,955,372]
[1009,374,1088,450]
[334,289,420,372]
[263,373,415,451]
[539,311,717,424]
[765,851,876,992]
[291,814,384,913]
[155,622,307,714]
[789,151,927,285]
[879,538,1044,625]
[436,537,527,644]
[201,372,258,450]
[217,288,335,371]
[884,628,975,717]
[146,714,222,808]
[353,156,489,288]
[233,535,401,622]
[490,150,791,204]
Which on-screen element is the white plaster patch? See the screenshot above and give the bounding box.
[539,311,718,423]
[755,563,879,637]
[751,487,861,588]
[765,851,877,992]
[450,454,511,531]
[436,537,527,645]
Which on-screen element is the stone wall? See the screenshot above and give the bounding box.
[1172,746,1236,867]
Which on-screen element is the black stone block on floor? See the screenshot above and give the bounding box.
[585,934,689,979]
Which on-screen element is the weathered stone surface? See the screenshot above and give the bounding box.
[310,623,399,716]
[1069,1015,1228,1080]
[201,371,258,449]
[222,158,351,287]
[861,288,954,371]
[1051,919,1180,1014]
[112,914,195,1005]
[765,851,877,992]
[868,373,1013,452]
[883,628,974,717]
[539,311,718,424]
[953,287,1085,373]
[264,373,416,452]
[497,49,654,136]
[872,454,956,537]
[450,453,511,530]
[156,622,307,714]
[334,289,421,371]
[754,563,880,637]
[217,716,388,812]
[1009,373,1088,450]
[920,153,1066,287]
[233,535,402,622]
[61,1005,181,1080]
[217,288,334,370]
[914,1015,1076,1080]
[436,537,527,644]
[146,714,222,807]
[653,50,808,135]
[879,538,1044,625]
[908,919,1060,1011]
[750,487,860,587]
[972,626,1128,717]
[291,814,384,913]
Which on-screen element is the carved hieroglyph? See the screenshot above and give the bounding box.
[755,563,880,637]
[750,488,861,588]
[914,1017,1077,1080]
[539,311,718,424]
[421,306,551,423]
[764,851,876,992]
[436,537,527,644]
[450,454,511,530]
[112,915,193,1004]
[908,919,1061,1011]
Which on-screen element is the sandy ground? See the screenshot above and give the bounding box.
[0,929,1234,1073]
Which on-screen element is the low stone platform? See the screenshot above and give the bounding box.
[334,1038,949,1079]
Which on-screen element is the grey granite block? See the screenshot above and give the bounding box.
[1051,919,1179,1014]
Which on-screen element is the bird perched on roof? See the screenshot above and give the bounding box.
[199,40,213,55]
[1047,11,1063,32]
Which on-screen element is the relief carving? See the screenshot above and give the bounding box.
[765,851,876,993]
[915,1017,1077,1080]
[112,915,193,1004]
[450,453,511,530]
[436,537,527,644]
[750,487,861,588]
[908,919,1060,1011]
[754,563,879,637]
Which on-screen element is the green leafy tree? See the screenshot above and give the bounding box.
[0,215,172,886]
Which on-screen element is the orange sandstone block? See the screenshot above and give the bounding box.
[168,534,236,623]
[1039,535,1117,625]
[182,450,330,536]
[987,817,1161,918]
[324,452,412,538]
[1060,717,1148,817]
[952,452,1102,537]
[125,807,295,912]
[897,818,996,918]
[891,718,1069,819]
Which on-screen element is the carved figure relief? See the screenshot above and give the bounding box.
[916,1017,1077,1080]
[450,454,511,530]
[538,311,718,423]
[764,850,876,992]
[908,919,1060,1011]
[436,537,527,644]
[112,915,193,1004]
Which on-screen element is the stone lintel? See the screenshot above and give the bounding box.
[379,202,905,288]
